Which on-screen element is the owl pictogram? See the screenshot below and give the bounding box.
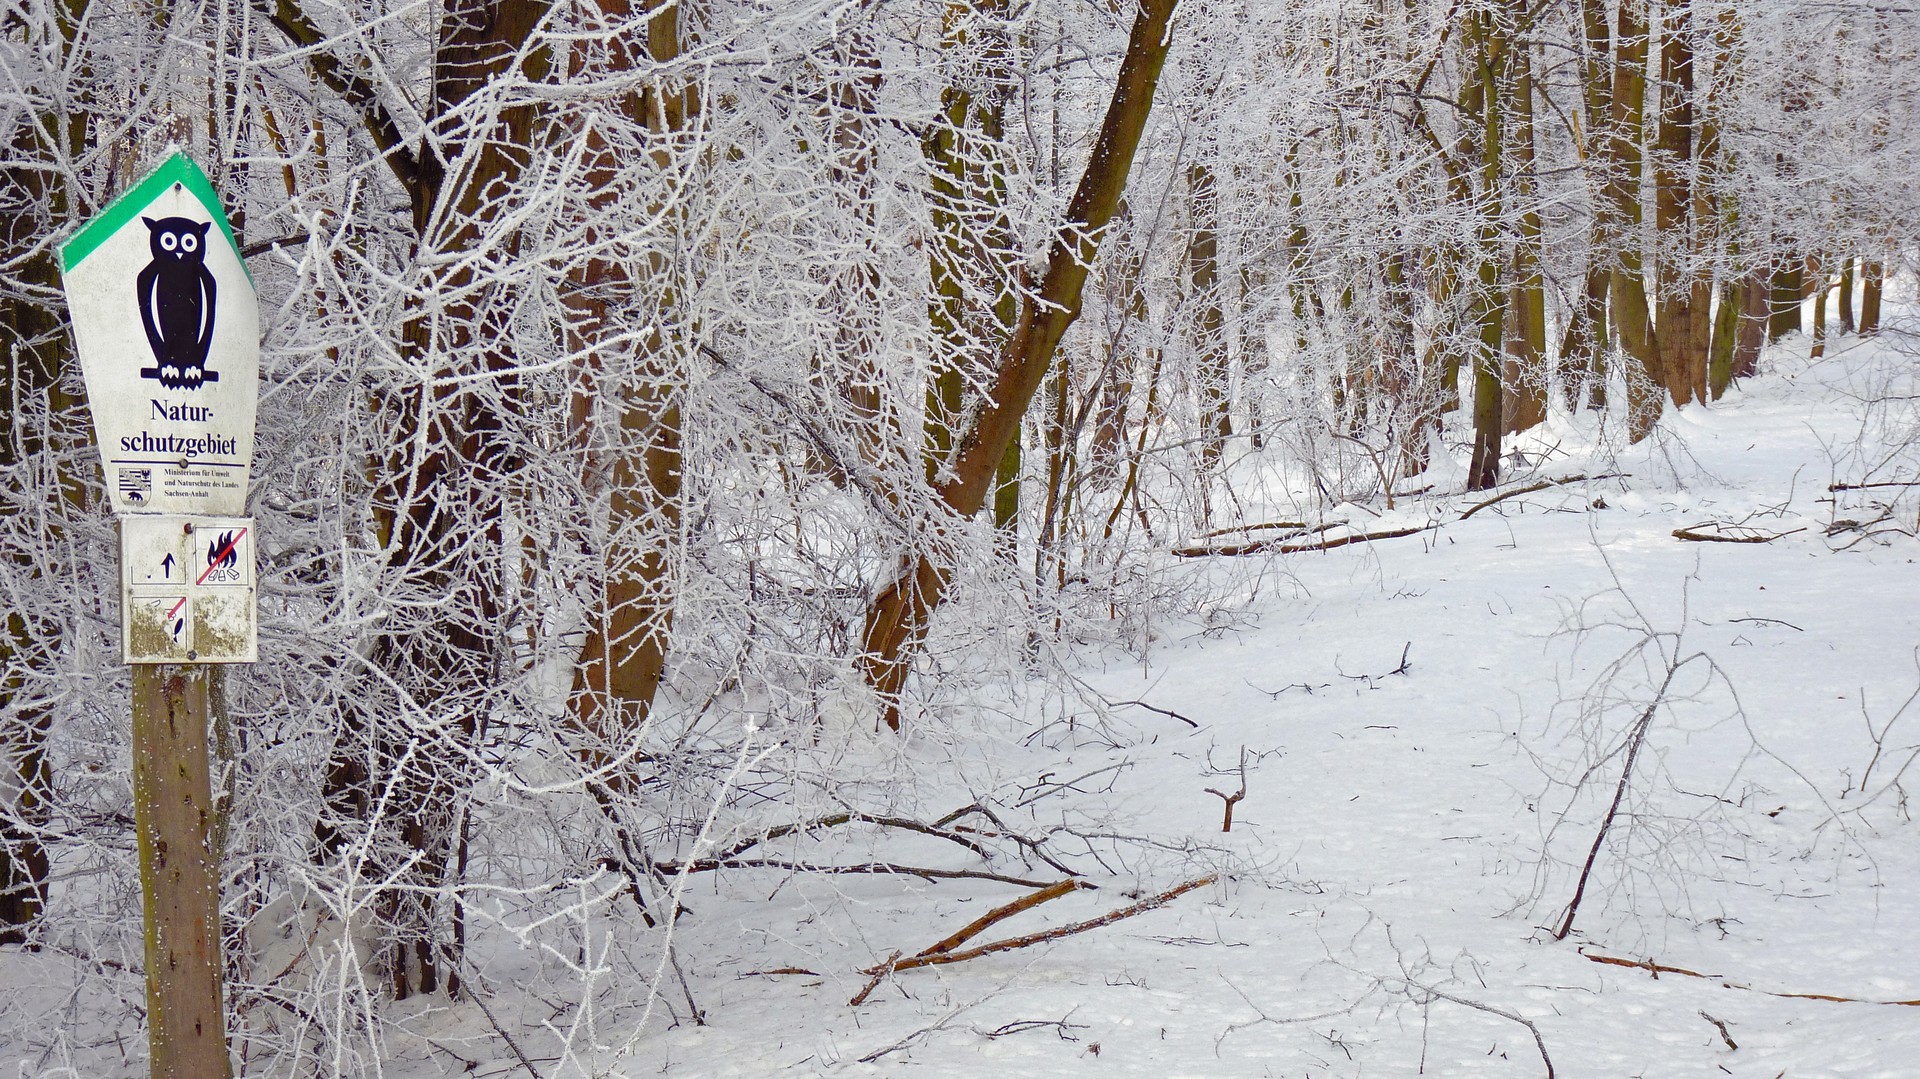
[136,216,219,390]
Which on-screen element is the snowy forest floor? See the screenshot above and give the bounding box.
[11,315,1920,1079]
[619,322,1920,1077]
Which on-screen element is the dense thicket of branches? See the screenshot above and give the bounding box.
[0,0,1913,1070]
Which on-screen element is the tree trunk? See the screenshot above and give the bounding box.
[563,1,692,922]
[0,0,88,947]
[1731,268,1767,379]
[1836,257,1856,335]
[1606,0,1661,439]
[1767,245,1803,342]
[1860,259,1883,335]
[1465,7,1506,490]
[1503,12,1547,434]
[307,0,553,999]
[1188,162,1232,477]
[1651,0,1699,408]
[923,0,1020,497]
[1560,0,1613,414]
[860,0,1178,728]
[1708,277,1737,398]
[1808,253,1828,359]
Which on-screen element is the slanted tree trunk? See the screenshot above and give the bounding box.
[859,0,1178,729]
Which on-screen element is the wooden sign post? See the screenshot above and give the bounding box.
[62,152,258,1079]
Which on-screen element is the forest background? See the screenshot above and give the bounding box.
[0,0,1916,1074]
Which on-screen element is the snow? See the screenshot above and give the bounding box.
[7,323,1920,1077]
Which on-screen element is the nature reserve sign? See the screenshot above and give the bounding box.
[61,151,258,516]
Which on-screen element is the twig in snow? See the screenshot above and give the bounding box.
[1107,697,1200,728]
[854,998,973,1063]
[1403,981,1555,1079]
[459,963,546,1079]
[1727,616,1804,631]
[848,951,900,1007]
[974,1010,1086,1040]
[1700,1010,1737,1050]
[1204,747,1249,832]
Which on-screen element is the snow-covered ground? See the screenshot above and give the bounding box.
[8,320,1920,1079]
[608,329,1920,1078]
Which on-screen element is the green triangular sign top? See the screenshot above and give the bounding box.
[61,151,259,516]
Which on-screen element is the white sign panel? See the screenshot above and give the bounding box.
[62,153,258,516]
[120,515,257,664]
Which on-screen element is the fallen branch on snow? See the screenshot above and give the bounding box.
[1581,950,1920,1006]
[1672,522,1807,543]
[1173,523,1434,558]
[1176,473,1625,557]
[1829,479,1920,492]
[1459,472,1624,520]
[850,875,1218,1005]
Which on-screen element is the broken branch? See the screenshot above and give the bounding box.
[851,875,1219,1003]
[1672,524,1807,543]
[1460,473,1623,520]
[1581,950,1920,1006]
[917,879,1093,958]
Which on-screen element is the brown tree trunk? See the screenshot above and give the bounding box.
[1836,257,1856,335]
[1708,277,1737,398]
[1560,0,1614,414]
[1464,6,1506,490]
[860,0,1178,728]
[564,0,690,909]
[1188,162,1232,475]
[1652,0,1699,408]
[1768,244,1803,342]
[302,0,553,999]
[1860,259,1884,334]
[1808,253,1828,359]
[1731,268,1767,379]
[1605,0,1661,439]
[1503,13,1547,434]
[0,38,82,938]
